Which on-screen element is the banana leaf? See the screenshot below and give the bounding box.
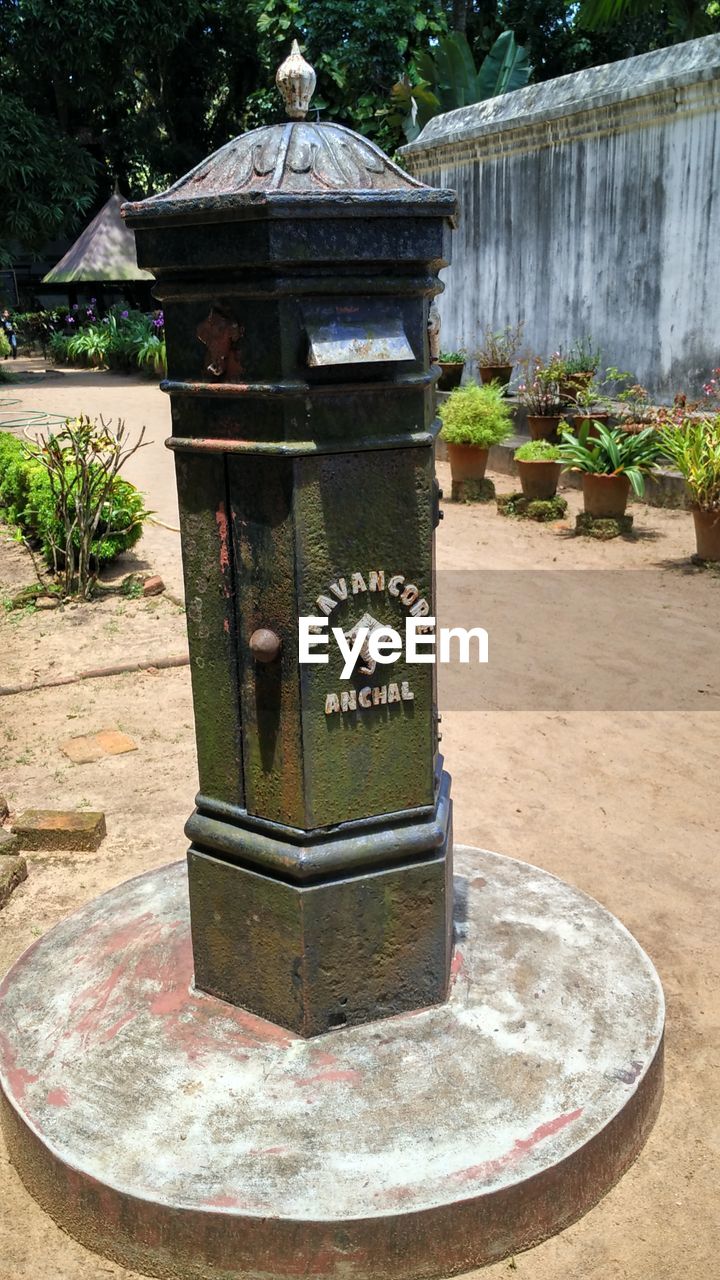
[394,30,531,143]
[391,75,441,142]
[476,31,531,100]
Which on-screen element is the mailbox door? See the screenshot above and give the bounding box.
[230,445,435,830]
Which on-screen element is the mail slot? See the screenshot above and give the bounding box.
[305,301,415,366]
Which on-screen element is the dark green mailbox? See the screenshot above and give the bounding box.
[123,43,457,1037]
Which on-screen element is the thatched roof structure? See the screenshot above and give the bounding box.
[42,192,153,284]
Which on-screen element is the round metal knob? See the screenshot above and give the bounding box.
[249,628,282,663]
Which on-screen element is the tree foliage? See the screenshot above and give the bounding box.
[576,0,717,43]
[391,30,530,141]
[0,0,262,257]
[454,0,719,83]
[248,0,449,149]
[0,94,97,262]
[1,0,718,263]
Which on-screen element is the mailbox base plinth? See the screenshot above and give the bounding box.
[0,845,664,1280]
[186,773,453,1037]
[188,845,453,1037]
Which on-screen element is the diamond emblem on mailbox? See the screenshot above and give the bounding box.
[343,612,385,676]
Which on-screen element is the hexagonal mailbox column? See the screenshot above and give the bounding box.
[123,46,457,1037]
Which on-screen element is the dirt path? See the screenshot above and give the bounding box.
[0,370,719,1280]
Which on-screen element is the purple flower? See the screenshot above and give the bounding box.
[66,315,75,324]
[121,310,129,319]
[72,304,78,310]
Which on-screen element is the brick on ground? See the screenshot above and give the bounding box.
[12,810,107,852]
[0,856,27,908]
[0,829,20,856]
[60,729,137,764]
[93,729,138,756]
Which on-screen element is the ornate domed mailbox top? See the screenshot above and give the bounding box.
[132,120,424,204]
[122,44,454,227]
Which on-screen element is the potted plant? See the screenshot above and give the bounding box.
[437,350,466,391]
[518,355,568,441]
[659,415,720,561]
[570,366,632,435]
[557,421,662,518]
[514,439,562,499]
[475,323,523,388]
[616,381,655,433]
[558,337,601,400]
[439,381,513,483]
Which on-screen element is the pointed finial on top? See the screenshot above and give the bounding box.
[276,40,316,120]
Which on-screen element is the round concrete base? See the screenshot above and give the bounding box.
[0,847,664,1280]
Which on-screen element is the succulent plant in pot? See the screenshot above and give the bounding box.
[517,355,568,441]
[439,381,513,483]
[437,349,466,391]
[475,323,523,388]
[514,439,562,499]
[557,421,662,518]
[659,415,720,561]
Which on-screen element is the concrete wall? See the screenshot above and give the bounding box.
[401,36,720,399]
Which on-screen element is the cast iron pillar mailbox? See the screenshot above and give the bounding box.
[123,44,457,1037]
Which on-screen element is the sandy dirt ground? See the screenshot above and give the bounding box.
[0,367,719,1280]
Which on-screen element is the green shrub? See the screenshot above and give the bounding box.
[439,381,513,448]
[14,309,66,353]
[48,332,70,364]
[22,465,146,566]
[136,332,167,377]
[514,440,561,462]
[0,434,33,518]
[46,309,166,378]
[659,416,720,511]
[0,331,10,359]
[67,324,110,367]
[439,349,465,363]
[0,426,148,586]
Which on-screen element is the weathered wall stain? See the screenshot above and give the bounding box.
[402,35,720,398]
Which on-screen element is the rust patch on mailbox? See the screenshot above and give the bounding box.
[197,305,245,380]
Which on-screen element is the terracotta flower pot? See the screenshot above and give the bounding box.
[582,473,630,518]
[527,414,565,443]
[517,460,562,500]
[692,508,720,561]
[447,443,489,483]
[437,361,464,391]
[573,412,610,440]
[479,364,513,387]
